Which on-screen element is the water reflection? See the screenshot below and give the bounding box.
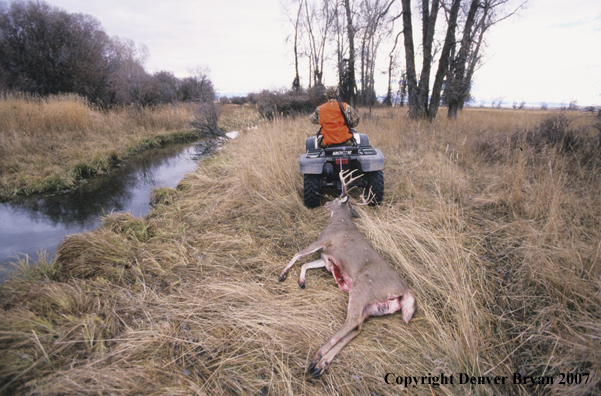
[0,139,213,281]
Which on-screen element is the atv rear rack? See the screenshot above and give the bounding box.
[306,146,378,158]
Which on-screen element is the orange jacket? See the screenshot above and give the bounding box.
[319,101,352,145]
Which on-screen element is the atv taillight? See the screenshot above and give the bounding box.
[336,158,349,165]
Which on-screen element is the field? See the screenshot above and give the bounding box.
[0,94,201,200]
[0,106,600,395]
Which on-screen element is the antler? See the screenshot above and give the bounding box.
[339,170,363,199]
[339,170,375,206]
[354,186,375,206]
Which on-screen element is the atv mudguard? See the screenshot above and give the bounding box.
[299,132,384,175]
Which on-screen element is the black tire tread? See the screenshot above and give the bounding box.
[303,174,321,208]
[365,170,384,205]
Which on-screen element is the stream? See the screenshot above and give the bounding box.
[0,137,221,282]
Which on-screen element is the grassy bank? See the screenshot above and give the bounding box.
[1,107,600,395]
[0,93,203,200]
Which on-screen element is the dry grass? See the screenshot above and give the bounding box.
[0,93,200,199]
[1,106,600,395]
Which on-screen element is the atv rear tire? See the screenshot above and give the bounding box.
[303,174,321,208]
[365,170,384,205]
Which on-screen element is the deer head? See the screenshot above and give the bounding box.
[324,170,374,218]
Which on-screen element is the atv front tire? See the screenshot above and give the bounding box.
[303,174,321,208]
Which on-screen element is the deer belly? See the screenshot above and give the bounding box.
[323,254,352,293]
[365,297,402,316]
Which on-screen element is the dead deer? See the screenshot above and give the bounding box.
[279,170,415,378]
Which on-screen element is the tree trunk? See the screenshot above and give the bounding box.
[447,0,478,118]
[427,0,461,120]
[401,0,420,118]
[462,2,491,110]
[385,31,402,107]
[416,0,439,116]
[360,30,367,105]
[292,0,303,90]
[344,0,357,107]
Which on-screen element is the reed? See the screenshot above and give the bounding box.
[0,106,599,395]
[0,93,199,200]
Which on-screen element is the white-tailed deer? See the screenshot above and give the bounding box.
[279,170,415,377]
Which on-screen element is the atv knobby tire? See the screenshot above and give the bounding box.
[365,170,384,205]
[303,174,321,208]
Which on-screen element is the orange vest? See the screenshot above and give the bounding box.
[319,101,352,145]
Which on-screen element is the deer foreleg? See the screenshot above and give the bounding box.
[298,259,326,289]
[279,242,325,282]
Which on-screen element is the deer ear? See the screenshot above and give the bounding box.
[341,196,349,203]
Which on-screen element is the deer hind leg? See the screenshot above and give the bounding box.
[307,296,368,377]
[298,259,326,289]
[279,241,325,282]
[308,326,362,378]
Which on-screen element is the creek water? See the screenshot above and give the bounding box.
[0,138,216,282]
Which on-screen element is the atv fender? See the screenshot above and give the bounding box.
[358,149,384,172]
[299,154,326,174]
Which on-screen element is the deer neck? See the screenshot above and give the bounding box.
[329,207,354,225]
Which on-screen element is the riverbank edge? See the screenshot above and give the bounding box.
[0,129,200,202]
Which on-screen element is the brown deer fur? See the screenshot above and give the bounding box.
[278,170,415,377]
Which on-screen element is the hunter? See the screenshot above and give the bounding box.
[309,86,360,147]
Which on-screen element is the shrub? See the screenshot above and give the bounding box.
[254,89,315,119]
[190,102,225,138]
[230,96,247,105]
[507,114,601,169]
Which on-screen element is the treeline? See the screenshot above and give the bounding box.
[0,0,215,106]
[217,86,325,119]
[284,0,525,119]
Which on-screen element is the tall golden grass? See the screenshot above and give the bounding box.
[0,93,199,199]
[0,106,599,395]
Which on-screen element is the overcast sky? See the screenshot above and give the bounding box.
[45,0,601,107]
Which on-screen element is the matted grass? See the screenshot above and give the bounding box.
[0,107,600,395]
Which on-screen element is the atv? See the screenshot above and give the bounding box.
[299,131,384,208]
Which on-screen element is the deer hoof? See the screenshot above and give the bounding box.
[299,280,306,289]
[278,273,287,282]
[308,363,326,378]
[311,367,324,378]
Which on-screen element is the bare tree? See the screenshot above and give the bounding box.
[357,0,396,107]
[179,66,215,103]
[0,1,111,101]
[303,0,332,87]
[191,102,224,138]
[106,37,152,106]
[397,70,408,106]
[343,0,358,106]
[148,70,180,104]
[399,0,463,119]
[284,0,305,90]
[443,0,479,118]
[331,0,356,104]
[445,0,528,118]
[427,0,461,119]
[384,30,403,106]
[400,0,527,120]
[400,0,420,115]
[416,0,440,116]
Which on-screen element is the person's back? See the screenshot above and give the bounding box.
[309,86,359,147]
